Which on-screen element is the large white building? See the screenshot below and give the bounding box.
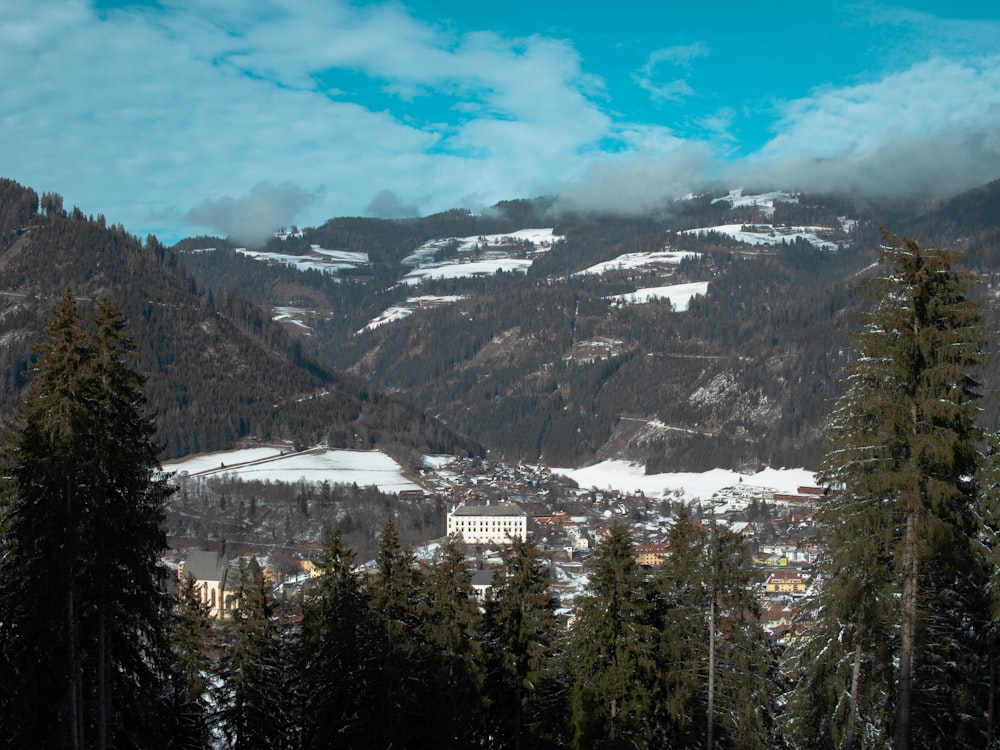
[447,503,528,545]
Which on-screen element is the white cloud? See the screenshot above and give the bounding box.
[181,182,324,244]
[366,189,419,219]
[632,43,709,102]
[556,142,716,215]
[0,0,613,240]
[736,55,1000,195]
[2,0,1000,243]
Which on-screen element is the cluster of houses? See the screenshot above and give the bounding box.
[176,459,824,644]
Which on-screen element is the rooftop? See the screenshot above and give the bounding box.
[450,503,527,518]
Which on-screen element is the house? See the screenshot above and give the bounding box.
[446,503,528,545]
[764,569,807,595]
[761,601,795,634]
[471,569,496,600]
[180,549,238,620]
[753,552,788,567]
[633,542,669,567]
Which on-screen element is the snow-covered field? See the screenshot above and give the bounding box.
[162,447,421,492]
[402,228,564,267]
[164,447,814,504]
[575,249,700,276]
[606,281,709,309]
[236,246,369,274]
[358,295,468,333]
[401,256,535,284]
[552,461,817,501]
[711,189,798,216]
[679,224,841,250]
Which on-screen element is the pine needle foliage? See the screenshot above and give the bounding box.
[0,289,175,750]
[570,523,657,749]
[785,231,990,749]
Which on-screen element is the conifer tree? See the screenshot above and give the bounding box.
[570,523,657,749]
[299,529,370,750]
[168,574,216,750]
[482,535,564,750]
[980,434,1000,746]
[651,506,712,746]
[217,558,289,750]
[364,516,431,749]
[421,538,486,748]
[650,507,778,749]
[704,522,777,750]
[786,232,990,749]
[0,290,174,750]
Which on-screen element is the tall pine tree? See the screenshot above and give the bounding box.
[482,535,564,750]
[786,232,990,749]
[420,538,487,748]
[216,557,290,750]
[364,516,431,749]
[168,574,216,750]
[570,523,657,749]
[0,290,174,750]
[299,529,370,750]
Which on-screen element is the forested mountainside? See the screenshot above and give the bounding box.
[5,176,1000,470]
[177,181,1000,470]
[0,178,481,461]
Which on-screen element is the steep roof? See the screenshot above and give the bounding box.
[184,550,227,583]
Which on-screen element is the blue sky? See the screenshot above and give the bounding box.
[3,1,1000,244]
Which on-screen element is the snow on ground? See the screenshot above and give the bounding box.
[551,461,817,501]
[358,295,467,333]
[162,447,287,475]
[272,307,319,333]
[236,246,369,275]
[711,189,798,216]
[401,257,535,284]
[422,454,459,469]
[163,447,421,492]
[402,228,563,267]
[678,224,840,250]
[606,281,709,310]
[574,249,700,276]
[360,305,414,331]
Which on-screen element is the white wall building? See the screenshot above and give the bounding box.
[180,549,237,620]
[447,503,528,545]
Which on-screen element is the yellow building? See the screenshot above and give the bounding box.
[764,570,807,594]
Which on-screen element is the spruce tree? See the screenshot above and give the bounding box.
[649,507,778,749]
[421,538,486,748]
[217,558,289,750]
[786,232,990,749]
[364,516,431,749]
[570,523,657,749]
[481,535,564,750]
[704,523,778,750]
[0,290,174,750]
[168,574,216,750]
[650,506,710,746]
[299,529,370,750]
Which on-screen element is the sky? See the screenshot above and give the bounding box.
[3,1,1000,244]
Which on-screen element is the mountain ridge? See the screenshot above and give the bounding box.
[0,178,482,463]
[3,177,999,472]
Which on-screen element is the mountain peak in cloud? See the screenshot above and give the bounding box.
[182,182,323,246]
[367,189,420,219]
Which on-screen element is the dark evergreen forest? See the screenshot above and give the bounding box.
[0,179,481,462]
[3,215,1000,747]
[177,179,1000,472]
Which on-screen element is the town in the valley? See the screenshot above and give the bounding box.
[168,450,823,646]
